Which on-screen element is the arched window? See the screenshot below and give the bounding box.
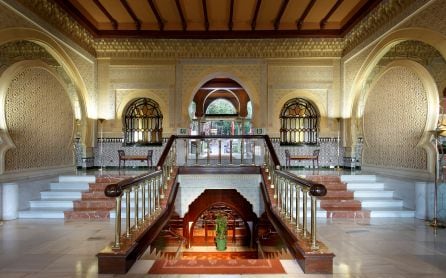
[123,98,163,145]
[280,98,319,145]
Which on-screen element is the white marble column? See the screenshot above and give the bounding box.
[2,183,18,220]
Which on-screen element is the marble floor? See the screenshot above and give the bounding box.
[0,218,445,277]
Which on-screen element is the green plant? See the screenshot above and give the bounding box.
[215,214,228,240]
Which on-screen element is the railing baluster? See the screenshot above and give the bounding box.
[302,188,308,237]
[229,140,233,165]
[185,139,188,165]
[206,140,210,165]
[289,182,294,222]
[240,138,244,165]
[218,139,222,165]
[252,141,256,165]
[311,195,318,250]
[125,189,131,238]
[195,140,199,165]
[141,182,146,223]
[134,185,139,229]
[296,184,301,230]
[156,175,161,209]
[112,195,122,248]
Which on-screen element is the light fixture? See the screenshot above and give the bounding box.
[430,125,446,229]
[98,118,106,174]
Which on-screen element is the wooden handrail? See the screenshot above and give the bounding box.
[156,135,177,169]
[104,170,162,198]
[274,170,327,197]
[264,135,281,168]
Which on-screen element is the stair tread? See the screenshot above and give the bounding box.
[355,197,402,201]
[31,198,78,201]
[364,207,414,211]
[20,207,69,211]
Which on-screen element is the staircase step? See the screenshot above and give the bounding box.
[18,208,66,218]
[368,207,415,217]
[29,199,76,208]
[354,190,394,198]
[320,199,362,210]
[341,175,377,182]
[358,197,404,208]
[322,190,354,200]
[325,210,371,218]
[64,209,110,220]
[41,190,83,199]
[50,182,90,191]
[73,200,115,210]
[58,175,96,183]
[347,182,385,190]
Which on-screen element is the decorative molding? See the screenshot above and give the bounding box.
[14,0,96,54]
[95,38,345,58]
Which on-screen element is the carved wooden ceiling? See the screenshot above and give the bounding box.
[53,0,383,39]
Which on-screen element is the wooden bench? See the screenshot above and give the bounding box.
[118,150,153,169]
[285,149,320,168]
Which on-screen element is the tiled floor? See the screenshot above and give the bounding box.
[0,218,445,277]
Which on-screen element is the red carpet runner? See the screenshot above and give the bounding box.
[148,259,285,274]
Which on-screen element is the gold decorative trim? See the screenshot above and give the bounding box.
[14,0,95,54]
[94,38,345,58]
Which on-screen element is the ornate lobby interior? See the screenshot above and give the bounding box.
[0,0,446,277]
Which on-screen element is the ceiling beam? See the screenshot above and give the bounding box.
[251,0,262,31]
[93,0,118,30]
[320,0,344,29]
[120,0,141,30]
[274,0,289,30]
[202,0,209,31]
[228,0,234,31]
[296,0,316,30]
[175,0,187,31]
[147,0,164,31]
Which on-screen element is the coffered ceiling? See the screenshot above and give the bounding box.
[53,0,383,39]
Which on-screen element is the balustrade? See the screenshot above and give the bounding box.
[103,134,327,260]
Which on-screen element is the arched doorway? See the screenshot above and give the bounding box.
[183,189,257,249]
[189,78,253,136]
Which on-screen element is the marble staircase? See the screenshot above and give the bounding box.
[341,175,415,217]
[18,175,95,219]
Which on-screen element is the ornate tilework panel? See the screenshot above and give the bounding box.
[5,67,74,171]
[363,66,427,169]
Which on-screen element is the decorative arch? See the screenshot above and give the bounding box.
[0,27,90,147]
[183,189,257,247]
[348,27,446,178]
[181,69,261,127]
[0,60,75,174]
[349,27,446,120]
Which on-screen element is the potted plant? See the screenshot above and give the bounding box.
[215,214,228,251]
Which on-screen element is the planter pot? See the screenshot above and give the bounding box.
[216,238,227,251]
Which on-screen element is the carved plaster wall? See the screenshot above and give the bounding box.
[363,66,427,172]
[268,62,335,137]
[4,66,74,172]
[108,64,175,135]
